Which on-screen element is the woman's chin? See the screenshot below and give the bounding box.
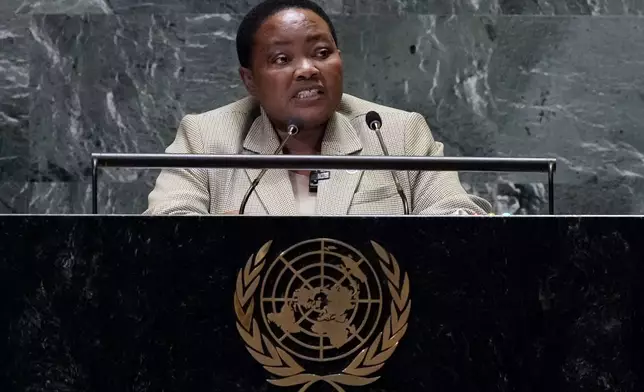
[292,109,333,129]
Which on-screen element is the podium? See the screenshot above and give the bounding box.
[1,215,643,391]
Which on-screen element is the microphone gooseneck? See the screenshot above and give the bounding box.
[238,118,302,215]
[365,111,410,215]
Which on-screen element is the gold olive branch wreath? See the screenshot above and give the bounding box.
[234,240,410,392]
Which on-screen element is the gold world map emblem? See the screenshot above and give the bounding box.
[234,239,411,391]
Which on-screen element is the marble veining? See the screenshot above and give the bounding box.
[183,13,246,113]
[1,0,644,214]
[0,16,30,182]
[28,14,185,181]
[16,0,113,14]
[4,0,644,14]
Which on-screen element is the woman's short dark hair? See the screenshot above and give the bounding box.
[236,0,339,68]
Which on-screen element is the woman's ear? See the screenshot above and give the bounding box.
[239,67,257,97]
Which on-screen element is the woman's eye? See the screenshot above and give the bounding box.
[317,49,330,58]
[274,55,288,65]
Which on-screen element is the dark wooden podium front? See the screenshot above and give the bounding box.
[1,216,643,391]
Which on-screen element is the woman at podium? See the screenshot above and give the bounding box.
[144,0,491,216]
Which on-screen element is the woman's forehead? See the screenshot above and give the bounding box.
[256,8,332,43]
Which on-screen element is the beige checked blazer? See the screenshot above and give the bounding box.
[144,94,492,216]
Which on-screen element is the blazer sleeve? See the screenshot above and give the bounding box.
[405,112,492,215]
[143,115,210,215]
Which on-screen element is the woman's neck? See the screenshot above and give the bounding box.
[275,124,325,176]
[276,125,326,155]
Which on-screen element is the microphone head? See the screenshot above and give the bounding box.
[287,118,303,135]
[365,111,382,130]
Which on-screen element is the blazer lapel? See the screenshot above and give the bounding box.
[242,109,297,215]
[316,112,364,215]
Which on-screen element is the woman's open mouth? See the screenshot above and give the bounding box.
[293,88,324,101]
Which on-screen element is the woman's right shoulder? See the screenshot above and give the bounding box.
[181,96,258,127]
[177,96,260,153]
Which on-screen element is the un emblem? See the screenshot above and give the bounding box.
[234,239,411,391]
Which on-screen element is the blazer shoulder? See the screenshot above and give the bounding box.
[177,97,260,153]
[182,96,259,126]
[338,93,419,122]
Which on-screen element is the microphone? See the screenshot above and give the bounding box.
[365,111,410,215]
[238,118,302,215]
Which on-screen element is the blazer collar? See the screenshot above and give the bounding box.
[241,106,364,215]
[315,111,365,215]
[242,107,281,155]
[319,110,363,156]
[242,107,363,156]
